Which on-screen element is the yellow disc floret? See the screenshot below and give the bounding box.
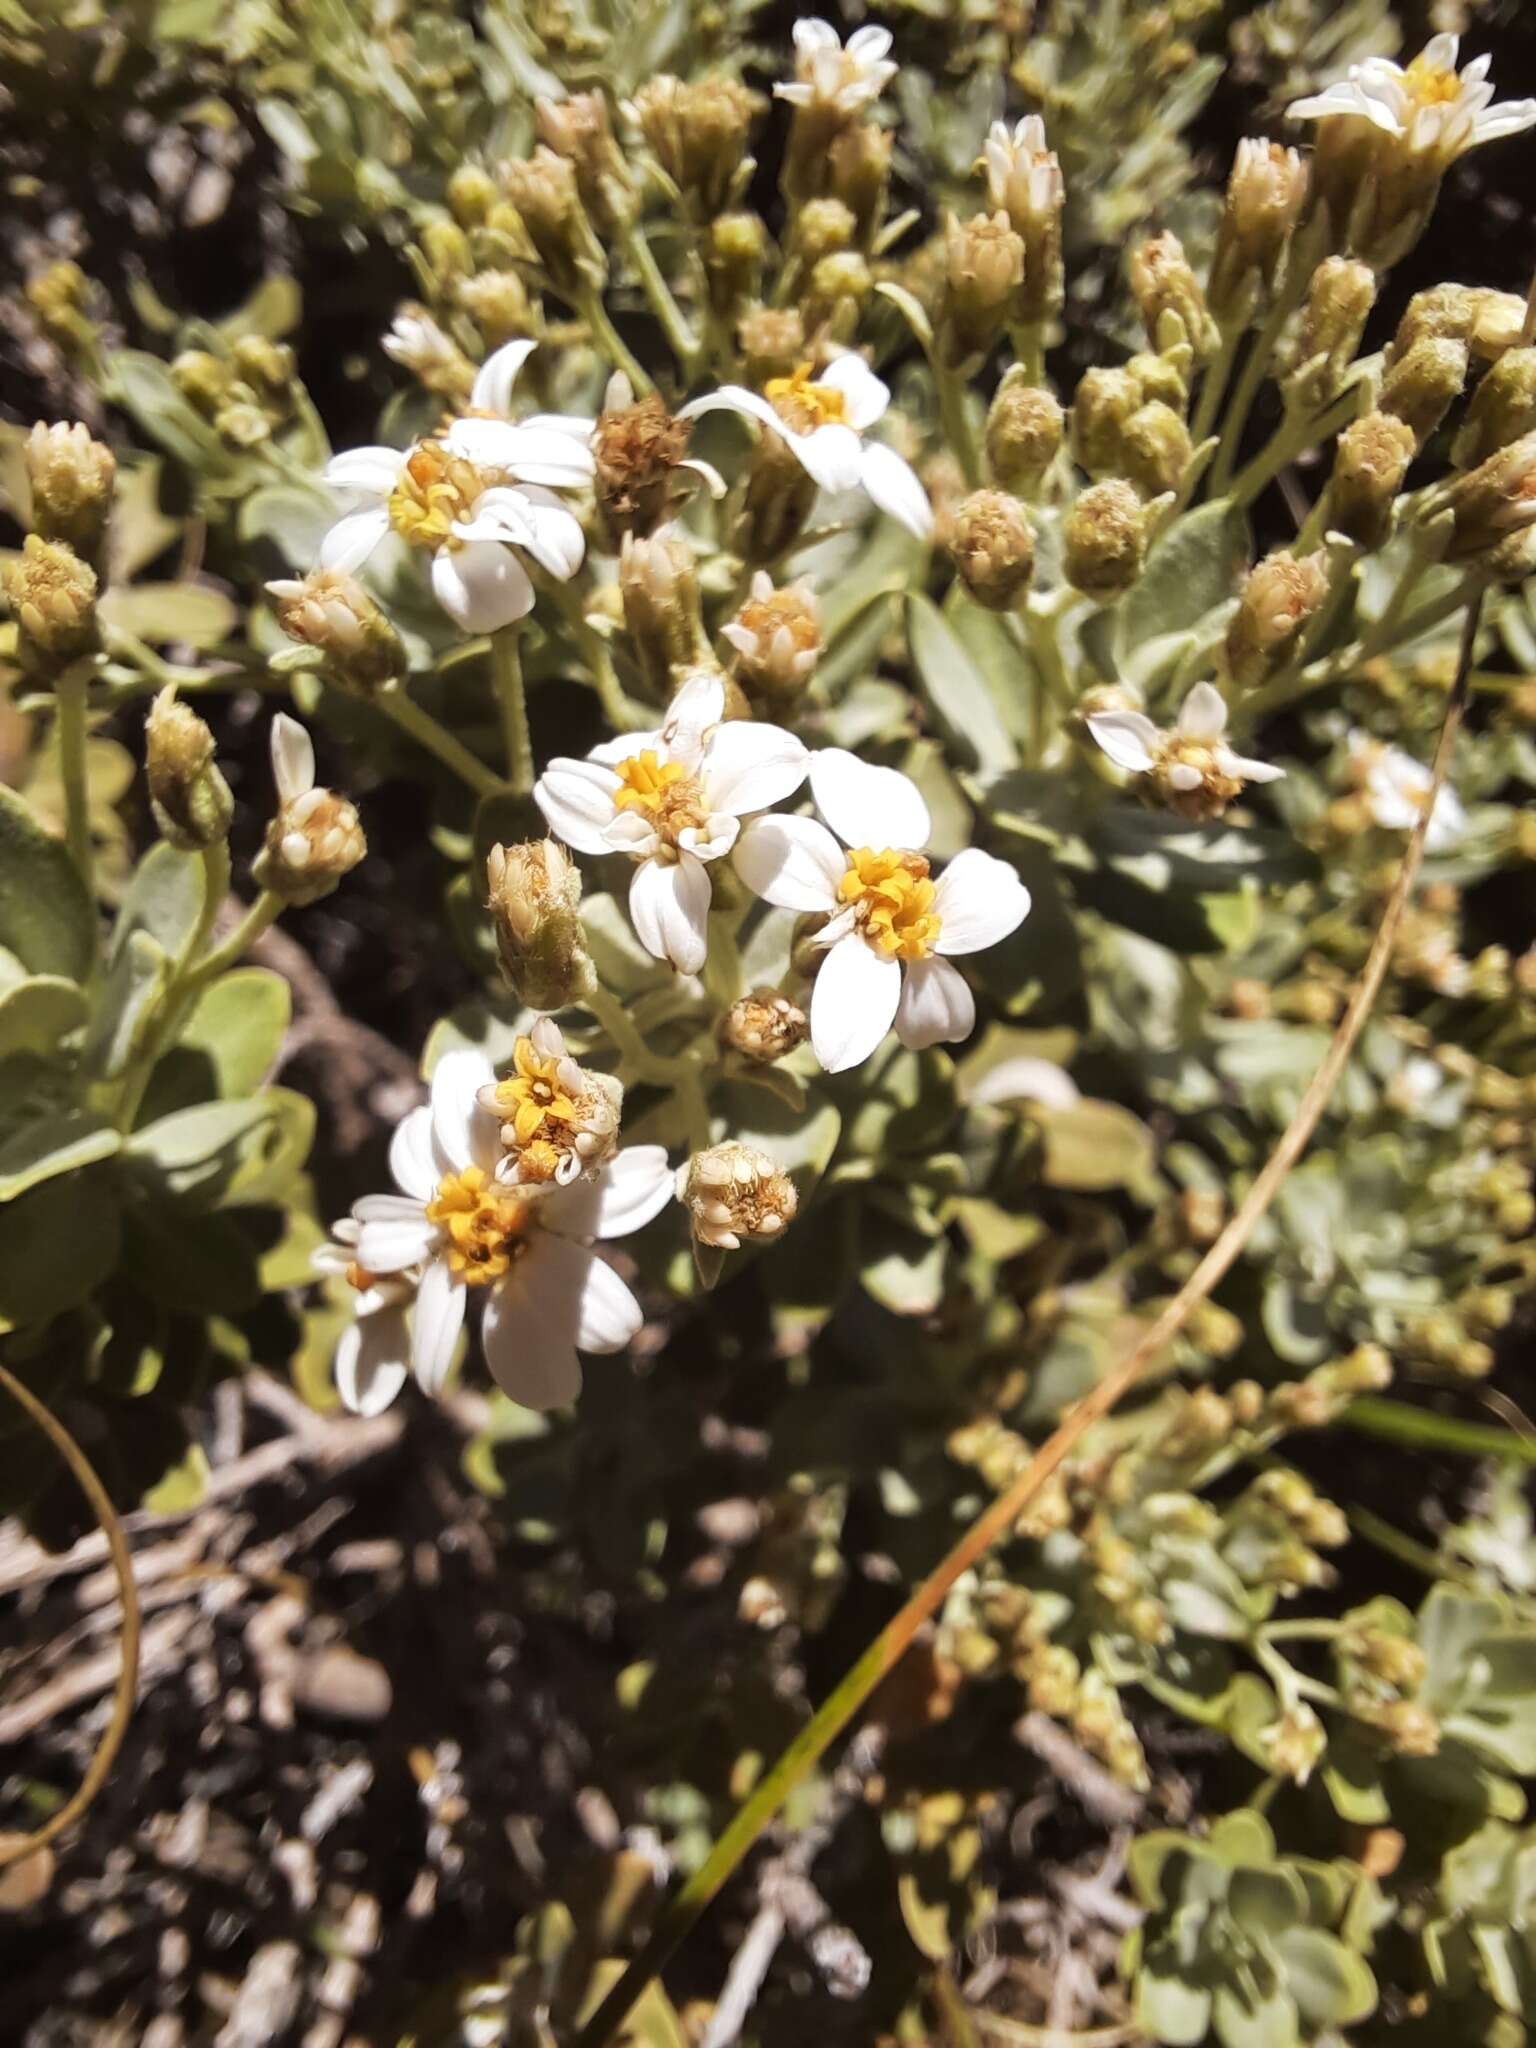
[426,1167,531,1285]
[611,749,710,843]
[387,441,483,551]
[838,848,941,961]
[1402,54,1462,110]
[765,363,849,433]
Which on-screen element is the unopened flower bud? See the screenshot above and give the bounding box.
[684,1143,798,1252]
[171,348,230,418]
[629,74,762,218]
[537,91,633,230]
[418,216,473,292]
[456,269,534,349]
[3,534,98,673]
[1120,401,1193,498]
[595,381,694,541]
[1063,480,1148,599]
[1453,347,1536,469]
[1072,368,1143,479]
[253,713,365,906]
[825,120,892,240]
[1349,1630,1426,1692]
[1381,336,1468,448]
[1289,257,1377,402]
[987,373,1063,492]
[26,260,95,353]
[1376,1701,1440,1758]
[1210,140,1307,318]
[738,307,806,381]
[982,116,1064,324]
[382,306,473,400]
[1259,1703,1326,1785]
[721,573,821,706]
[940,211,1024,366]
[706,214,768,320]
[1327,412,1417,547]
[620,525,709,696]
[945,489,1035,609]
[1389,284,1525,368]
[24,421,115,567]
[266,569,405,694]
[145,688,233,851]
[805,252,871,326]
[1444,430,1536,561]
[447,162,497,227]
[796,197,856,262]
[1227,549,1330,685]
[500,148,605,294]
[229,335,295,405]
[1128,232,1217,361]
[719,988,809,1064]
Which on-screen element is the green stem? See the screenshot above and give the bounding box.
[584,982,684,1084]
[550,584,651,732]
[1189,322,1244,452]
[54,664,93,891]
[1347,1507,1449,1582]
[377,687,504,799]
[1341,1395,1536,1466]
[1228,391,1360,511]
[934,360,984,488]
[491,626,533,795]
[1209,241,1316,499]
[577,285,653,397]
[621,223,699,374]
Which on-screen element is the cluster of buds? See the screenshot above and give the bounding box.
[719,988,809,1064]
[778,19,896,212]
[936,212,1024,368]
[171,336,298,449]
[1063,481,1151,600]
[3,534,98,676]
[1208,140,1308,323]
[1381,334,1468,449]
[24,422,115,566]
[1071,363,1192,498]
[266,568,406,695]
[499,148,607,298]
[1453,346,1536,469]
[705,214,770,328]
[1264,1344,1393,1432]
[536,91,634,234]
[943,490,1035,610]
[1226,550,1331,687]
[25,260,96,356]
[144,689,234,851]
[1443,429,1536,568]
[1128,231,1218,365]
[721,575,822,710]
[252,713,366,906]
[986,373,1064,495]
[981,116,1065,328]
[485,839,594,1013]
[628,74,763,218]
[1257,1702,1327,1786]
[683,1143,799,1253]
[1284,257,1377,411]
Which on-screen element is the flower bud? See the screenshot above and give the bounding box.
[986,374,1063,492]
[594,381,694,541]
[1120,401,1194,498]
[3,534,98,674]
[1375,1701,1440,1758]
[721,573,821,707]
[1128,232,1217,361]
[253,713,365,906]
[500,148,605,294]
[629,74,762,218]
[804,252,871,330]
[939,211,1024,366]
[1071,367,1143,479]
[24,421,115,566]
[719,988,809,1064]
[456,269,535,349]
[1288,256,1377,403]
[1381,335,1468,448]
[1453,347,1536,469]
[26,260,95,353]
[684,1142,798,1252]
[447,162,498,227]
[945,489,1035,609]
[1063,480,1148,599]
[1259,1703,1326,1786]
[266,569,406,695]
[620,525,709,696]
[537,91,633,231]
[382,306,474,401]
[1443,429,1536,561]
[706,213,768,321]
[796,197,856,262]
[170,348,230,418]
[982,116,1064,325]
[825,120,892,241]
[738,307,806,382]
[229,335,295,407]
[1388,284,1525,368]
[1326,411,1417,548]
[1210,140,1307,319]
[145,688,233,851]
[1226,550,1330,686]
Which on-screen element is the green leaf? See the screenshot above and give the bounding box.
[0,975,89,1060]
[1210,1975,1299,2048]
[0,1110,120,1202]
[176,969,291,1100]
[1035,1099,1160,1199]
[906,594,1019,774]
[124,1095,280,1201]
[141,1440,210,1514]
[0,785,96,982]
[1273,1927,1377,2027]
[122,1203,260,1314]
[100,581,238,649]
[104,350,231,472]
[109,841,207,964]
[0,1168,121,1330]
[1115,499,1249,681]
[1136,1949,1212,2046]
[83,928,169,1083]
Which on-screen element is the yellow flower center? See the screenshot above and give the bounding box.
[611,749,710,846]
[492,1035,580,1149]
[1402,56,1461,110]
[386,441,482,551]
[838,847,940,961]
[765,363,849,434]
[425,1166,532,1286]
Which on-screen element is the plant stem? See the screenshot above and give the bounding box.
[577,285,653,396]
[1208,237,1316,498]
[584,982,681,1083]
[622,223,699,374]
[491,626,533,795]
[377,686,504,799]
[1228,390,1359,510]
[54,663,93,890]
[1189,320,1245,451]
[934,359,984,487]
[572,592,1485,2048]
[1341,1394,1536,1465]
[183,888,283,995]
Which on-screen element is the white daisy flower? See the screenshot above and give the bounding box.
[1287,34,1536,165]
[313,1217,417,1418]
[1087,682,1284,822]
[733,749,1032,1073]
[1349,733,1467,852]
[534,669,810,975]
[351,1050,674,1412]
[774,18,897,116]
[318,343,593,635]
[678,354,933,541]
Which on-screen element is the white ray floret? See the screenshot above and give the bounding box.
[1287,34,1536,165]
[774,18,897,116]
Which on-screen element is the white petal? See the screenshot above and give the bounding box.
[795,423,864,494]
[810,748,931,851]
[629,853,712,973]
[571,1251,645,1351]
[1222,749,1285,785]
[793,17,838,53]
[932,848,1033,955]
[1421,32,1459,72]
[818,352,889,430]
[676,813,739,864]
[677,386,795,444]
[430,1047,499,1176]
[411,1258,466,1395]
[446,418,596,487]
[471,337,538,413]
[270,712,315,806]
[1087,711,1160,774]
[522,411,599,439]
[703,720,809,817]
[535,756,621,856]
[319,505,390,575]
[810,932,901,1073]
[457,487,585,577]
[335,1310,410,1417]
[968,1056,1081,1111]
[323,446,402,496]
[355,1213,437,1274]
[1474,102,1536,143]
[732,813,845,911]
[1177,681,1230,741]
[895,955,975,1051]
[545,1145,675,1241]
[663,668,726,767]
[431,538,535,632]
[858,442,934,540]
[389,1103,438,1201]
[481,1242,585,1408]
[589,728,663,765]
